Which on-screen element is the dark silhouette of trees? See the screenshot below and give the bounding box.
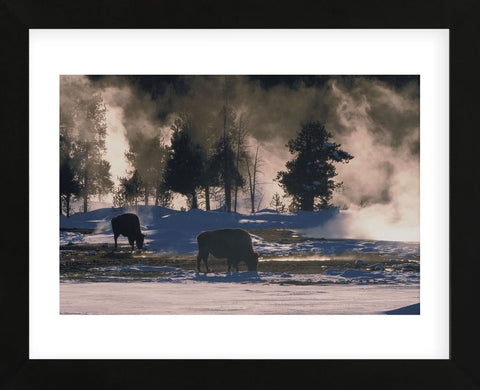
[154,181,174,208]
[209,78,247,212]
[222,77,232,212]
[164,115,205,209]
[208,135,245,211]
[233,113,249,212]
[212,76,248,212]
[276,121,353,211]
[199,152,221,211]
[195,117,221,211]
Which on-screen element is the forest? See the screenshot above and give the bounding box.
[60,76,356,217]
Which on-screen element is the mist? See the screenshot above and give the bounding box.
[60,75,420,241]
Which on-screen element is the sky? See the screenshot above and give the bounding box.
[60,74,420,241]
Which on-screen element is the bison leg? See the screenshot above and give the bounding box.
[128,237,135,251]
[229,259,239,272]
[196,253,202,272]
[197,249,210,273]
[114,234,119,249]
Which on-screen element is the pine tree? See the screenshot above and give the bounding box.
[125,134,169,206]
[164,115,205,209]
[195,117,221,211]
[210,81,244,212]
[209,135,245,211]
[113,170,144,209]
[270,192,286,213]
[200,152,221,211]
[154,181,174,208]
[59,156,80,217]
[276,121,353,211]
[60,125,80,216]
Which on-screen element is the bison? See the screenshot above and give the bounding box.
[111,213,146,250]
[196,228,259,273]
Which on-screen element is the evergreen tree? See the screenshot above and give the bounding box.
[164,115,205,209]
[154,181,174,208]
[200,152,221,211]
[59,156,80,217]
[125,133,169,206]
[60,92,114,212]
[209,135,245,210]
[113,169,144,209]
[60,125,80,216]
[270,192,286,213]
[276,121,353,211]
[210,89,244,212]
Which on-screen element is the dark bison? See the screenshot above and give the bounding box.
[111,213,146,250]
[196,228,259,272]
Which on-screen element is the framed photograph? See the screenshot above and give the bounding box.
[3,3,477,386]
[30,29,447,359]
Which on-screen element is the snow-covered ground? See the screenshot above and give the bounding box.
[60,281,419,315]
[60,206,420,315]
[60,205,420,258]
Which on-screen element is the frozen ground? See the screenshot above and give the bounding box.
[59,206,420,315]
[60,206,420,258]
[60,281,419,315]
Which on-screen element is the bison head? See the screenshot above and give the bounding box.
[246,252,259,271]
[136,233,146,249]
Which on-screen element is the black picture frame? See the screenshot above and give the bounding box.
[2,0,478,387]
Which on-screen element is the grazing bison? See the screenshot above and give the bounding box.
[196,228,259,272]
[111,213,146,250]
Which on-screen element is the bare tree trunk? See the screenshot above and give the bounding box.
[301,194,315,211]
[246,159,253,213]
[253,145,258,210]
[223,77,231,213]
[234,117,242,213]
[246,144,259,214]
[66,194,71,217]
[205,186,210,211]
[82,144,90,213]
[252,144,259,212]
[256,193,264,212]
[82,172,88,213]
[191,190,198,209]
[83,192,88,213]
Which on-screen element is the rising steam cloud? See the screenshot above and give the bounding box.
[60,75,420,241]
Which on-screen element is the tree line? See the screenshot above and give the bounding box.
[60,82,353,217]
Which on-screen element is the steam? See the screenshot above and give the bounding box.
[60,75,420,241]
[303,78,420,241]
[103,105,130,183]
